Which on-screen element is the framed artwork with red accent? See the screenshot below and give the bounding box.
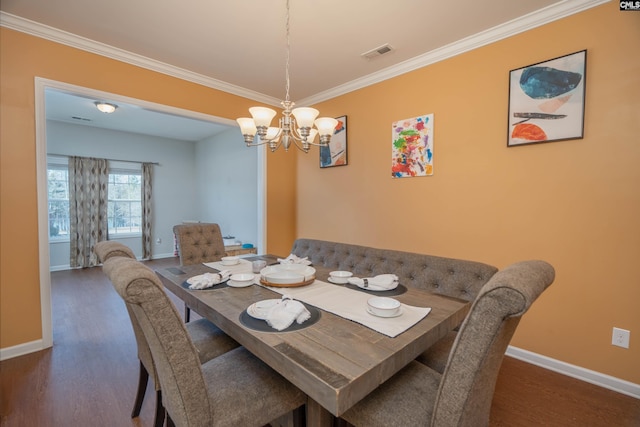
[507,50,586,147]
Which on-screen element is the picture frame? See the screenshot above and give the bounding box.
[507,50,587,147]
[391,114,434,178]
[320,115,347,168]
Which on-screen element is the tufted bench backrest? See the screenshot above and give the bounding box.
[291,238,498,302]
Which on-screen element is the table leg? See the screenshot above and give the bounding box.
[305,398,335,427]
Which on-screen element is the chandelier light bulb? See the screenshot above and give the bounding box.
[249,107,277,128]
[236,118,257,136]
[291,107,319,129]
[315,117,339,137]
[265,127,282,142]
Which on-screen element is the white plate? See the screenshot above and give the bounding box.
[247,299,281,320]
[366,306,403,318]
[227,279,254,288]
[327,277,347,285]
[260,265,316,284]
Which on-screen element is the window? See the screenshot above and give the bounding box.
[107,171,142,235]
[46,163,142,240]
[47,166,70,240]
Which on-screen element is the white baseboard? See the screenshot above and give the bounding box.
[49,253,177,271]
[151,252,177,259]
[0,339,49,361]
[506,346,640,399]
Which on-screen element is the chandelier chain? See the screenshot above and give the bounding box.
[284,0,291,103]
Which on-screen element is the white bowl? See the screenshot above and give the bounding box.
[367,297,401,317]
[221,256,240,266]
[329,271,353,284]
[260,265,316,284]
[230,273,255,283]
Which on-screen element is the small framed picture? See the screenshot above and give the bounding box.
[320,116,347,168]
[507,50,587,147]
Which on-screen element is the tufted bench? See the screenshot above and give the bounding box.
[290,238,498,372]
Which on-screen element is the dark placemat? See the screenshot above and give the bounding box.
[167,267,186,275]
[181,279,229,290]
[344,283,408,296]
[239,303,321,333]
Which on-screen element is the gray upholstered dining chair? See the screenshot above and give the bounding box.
[339,260,555,427]
[173,223,227,322]
[103,255,307,427]
[95,241,239,427]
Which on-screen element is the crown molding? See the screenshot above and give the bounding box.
[0,11,282,107]
[2,0,609,107]
[299,0,610,105]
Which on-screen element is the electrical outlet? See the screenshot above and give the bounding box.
[612,327,630,349]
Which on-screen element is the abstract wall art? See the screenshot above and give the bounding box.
[391,114,434,178]
[320,116,347,168]
[508,50,587,147]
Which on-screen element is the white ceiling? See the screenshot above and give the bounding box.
[1,0,605,140]
[44,89,232,141]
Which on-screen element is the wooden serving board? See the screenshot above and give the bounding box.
[259,276,315,288]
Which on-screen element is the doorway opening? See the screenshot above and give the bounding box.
[35,78,267,349]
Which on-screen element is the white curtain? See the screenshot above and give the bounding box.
[141,163,153,259]
[68,156,109,268]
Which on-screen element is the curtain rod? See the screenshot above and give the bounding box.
[47,153,160,166]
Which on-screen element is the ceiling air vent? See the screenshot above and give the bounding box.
[71,116,92,122]
[361,44,394,60]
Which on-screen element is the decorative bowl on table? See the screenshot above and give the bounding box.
[328,271,353,284]
[367,297,401,317]
[221,256,240,266]
[259,264,316,287]
[228,273,255,288]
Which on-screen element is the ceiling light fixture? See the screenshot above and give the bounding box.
[236,0,338,153]
[94,101,117,114]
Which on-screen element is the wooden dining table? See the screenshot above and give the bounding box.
[155,256,470,427]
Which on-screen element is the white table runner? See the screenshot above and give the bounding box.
[262,279,431,338]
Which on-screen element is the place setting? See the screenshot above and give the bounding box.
[327,271,407,296]
[240,295,321,333]
[182,270,257,290]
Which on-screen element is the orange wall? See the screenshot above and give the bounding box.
[0,29,296,349]
[297,4,640,383]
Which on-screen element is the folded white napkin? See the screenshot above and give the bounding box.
[187,270,230,289]
[265,296,311,331]
[348,274,399,291]
[277,254,312,266]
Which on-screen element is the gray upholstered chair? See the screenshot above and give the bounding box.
[339,260,555,427]
[173,223,227,322]
[103,255,306,427]
[95,241,239,427]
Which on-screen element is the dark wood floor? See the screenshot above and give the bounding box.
[1,258,638,426]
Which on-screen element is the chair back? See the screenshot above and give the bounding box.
[103,256,212,426]
[95,241,161,391]
[431,260,555,427]
[94,240,136,261]
[173,223,226,266]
